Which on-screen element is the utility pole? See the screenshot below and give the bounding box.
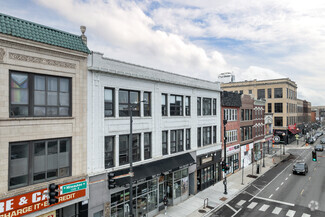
[262,142,265,167]
[241,158,244,185]
[128,103,134,217]
[223,119,228,195]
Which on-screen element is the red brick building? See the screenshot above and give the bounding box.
[253,99,266,164]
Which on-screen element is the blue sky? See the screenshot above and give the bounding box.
[1,0,325,106]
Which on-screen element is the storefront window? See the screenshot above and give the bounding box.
[174,180,181,199]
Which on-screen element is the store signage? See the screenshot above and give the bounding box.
[61,181,87,195]
[288,124,296,130]
[37,210,56,217]
[201,156,213,164]
[226,144,240,155]
[0,179,86,217]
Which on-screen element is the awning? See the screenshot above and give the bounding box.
[289,129,298,134]
[112,153,195,186]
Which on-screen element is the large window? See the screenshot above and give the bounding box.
[186,129,191,150]
[119,90,140,117]
[268,103,272,113]
[274,117,283,127]
[10,71,71,117]
[257,89,265,100]
[185,96,191,116]
[224,109,237,121]
[170,130,184,153]
[105,136,114,169]
[274,103,283,113]
[213,99,217,115]
[144,133,152,160]
[9,138,71,189]
[267,88,272,98]
[161,94,167,116]
[203,127,212,146]
[162,131,168,155]
[143,92,151,117]
[274,88,283,98]
[104,88,114,117]
[241,109,252,121]
[197,97,201,116]
[203,98,211,115]
[170,95,183,116]
[119,134,141,165]
[241,127,252,141]
[213,126,217,143]
[226,130,237,143]
[197,128,201,147]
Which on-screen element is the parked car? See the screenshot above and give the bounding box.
[320,138,325,144]
[306,137,314,144]
[315,144,324,152]
[292,162,308,175]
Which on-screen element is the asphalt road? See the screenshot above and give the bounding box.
[210,136,325,217]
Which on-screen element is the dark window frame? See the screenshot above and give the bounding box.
[170,95,183,116]
[161,94,168,116]
[274,103,283,113]
[105,136,115,168]
[143,92,151,117]
[274,117,283,127]
[213,126,217,143]
[144,132,152,160]
[185,96,191,116]
[197,97,201,116]
[203,98,212,115]
[257,89,265,100]
[203,126,212,146]
[274,88,283,98]
[118,89,140,117]
[170,129,184,153]
[268,103,272,113]
[119,134,141,165]
[267,88,272,98]
[104,88,115,117]
[197,127,201,147]
[186,128,191,150]
[213,99,216,115]
[162,131,168,155]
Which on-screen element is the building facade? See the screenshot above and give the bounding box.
[253,99,266,162]
[87,52,222,217]
[0,13,89,217]
[221,91,241,175]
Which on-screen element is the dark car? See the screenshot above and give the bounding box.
[315,144,324,152]
[293,162,308,175]
[306,137,314,144]
[321,138,325,144]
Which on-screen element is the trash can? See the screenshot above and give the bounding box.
[256,164,260,174]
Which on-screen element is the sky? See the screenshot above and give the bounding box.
[1,0,325,106]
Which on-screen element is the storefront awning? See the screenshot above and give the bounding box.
[289,129,298,134]
[113,153,195,186]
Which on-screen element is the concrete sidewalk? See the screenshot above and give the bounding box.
[155,141,307,217]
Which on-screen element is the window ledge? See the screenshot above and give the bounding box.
[2,116,75,121]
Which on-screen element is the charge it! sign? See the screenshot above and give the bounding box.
[0,179,86,217]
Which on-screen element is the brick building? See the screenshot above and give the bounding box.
[253,99,266,163]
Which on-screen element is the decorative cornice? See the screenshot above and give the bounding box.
[9,52,76,69]
[0,47,5,61]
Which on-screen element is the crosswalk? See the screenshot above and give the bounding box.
[236,200,311,217]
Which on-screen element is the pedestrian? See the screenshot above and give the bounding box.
[163,196,168,215]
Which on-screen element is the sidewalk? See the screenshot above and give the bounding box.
[155,140,306,217]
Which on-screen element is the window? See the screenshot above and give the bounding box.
[257,89,265,99]
[274,88,283,98]
[143,92,151,116]
[93,211,103,217]
[267,88,272,98]
[226,130,237,143]
[197,128,201,147]
[274,117,283,127]
[10,71,71,117]
[119,90,140,117]
[144,133,152,160]
[186,129,191,150]
[241,109,244,121]
[185,96,191,116]
[224,109,237,121]
[105,136,114,168]
[9,138,71,189]
[161,94,167,116]
[119,134,141,165]
[268,103,272,113]
[213,126,217,143]
[170,95,183,116]
[203,127,212,146]
[249,90,252,94]
[213,99,216,115]
[239,90,243,94]
[197,97,201,116]
[203,98,211,115]
[170,130,183,153]
[104,88,114,117]
[162,131,168,155]
[274,103,283,113]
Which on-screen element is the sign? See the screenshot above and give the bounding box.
[0,179,86,217]
[61,181,87,195]
[288,124,296,130]
[37,210,56,217]
[226,144,240,155]
[274,136,280,143]
[201,156,213,164]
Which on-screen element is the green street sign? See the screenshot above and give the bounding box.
[61,181,87,194]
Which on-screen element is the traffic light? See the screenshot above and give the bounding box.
[312,150,317,161]
[221,161,226,171]
[48,183,59,205]
[225,163,230,171]
[108,173,116,189]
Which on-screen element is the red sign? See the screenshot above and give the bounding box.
[288,124,296,130]
[0,179,86,217]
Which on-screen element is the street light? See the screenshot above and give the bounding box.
[223,119,228,195]
[128,99,146,217]
[262,142,265,167]
[282,132,286,155]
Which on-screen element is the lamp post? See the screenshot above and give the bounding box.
[128,100,145,217]
[282,132,286,155]
[223,119,228,195]
[262,142,265,167]
[241,158,244,185]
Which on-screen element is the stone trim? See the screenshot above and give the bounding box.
[0,47,5,61]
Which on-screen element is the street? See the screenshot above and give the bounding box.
[209,137,325,217]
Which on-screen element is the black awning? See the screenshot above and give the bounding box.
[112,153,195,186]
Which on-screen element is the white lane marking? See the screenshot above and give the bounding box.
[252,184,261,191]
[244,191,255,197]
[281,182,284,185]
[272,207,282,215]
[255,196,295,206]
[269,194,273,198]
[225,203,237,212]
[276,187,279,191]
[259,204,270,212]
[301,213,311,217]
[285,177,288,180]
[236,200,246,206]
[301,189,304,195]
[289,174,291,176]
[286,209,296,217]
[231,208,242,217]
[247,202,258,209]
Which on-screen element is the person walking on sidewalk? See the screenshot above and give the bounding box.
[163,196,168,215]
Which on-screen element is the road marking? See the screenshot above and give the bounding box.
[225,204,237,212]
[247,202,258,209]
[281,182,284,185]
[255,196,295,206]
[272,207,282,215]
[231,208,242,217]
[276,187,279,191]
[236,200,246,206]
[285,177,288,180]
[243,191,255,197]
[286,209,296,217]
[269,194,273,198]
[259,204,270,212]
[252,184,261,191]
[301,214,311,217]
[301,189,304,195]
[289,174,291,176]
[309,177,311,181]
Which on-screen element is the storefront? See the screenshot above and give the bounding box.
[110,153,195,217]
[254,142,262,161]
[240,143,254,168]
[225,144,240,174]
[196,151,222,192]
